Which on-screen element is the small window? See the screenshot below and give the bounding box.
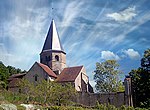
[34,74,38,81]
[55,55,59,61]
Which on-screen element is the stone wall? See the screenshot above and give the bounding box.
[75,92,125,107]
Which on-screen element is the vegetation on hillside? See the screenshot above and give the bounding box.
[94,60,124,93]
[0,62,26,89]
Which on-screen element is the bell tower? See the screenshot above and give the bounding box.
[40,20,66,75]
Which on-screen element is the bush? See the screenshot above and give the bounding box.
[17,105,26,110]
[44,106,92,110]
[107,103,118,110]
[120,105,126,110]
[1,90,26,104]
[0,106,4,110]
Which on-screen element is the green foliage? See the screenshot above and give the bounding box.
[0,62,9,84]
[0,81,7,89]
[18,79,36,103]
[0,61,26,90]
[94,60,124,92]
[17,79,76,106]
[141,49,150,71]
[45,106,90,110]
[0,90,26,103]
[120,105,126,110]
[7,66,21,76]
[17,105,26,110]
[51,82,77,106]
[0,106,4,110]
[95,102,119,110]
[129,49,150,108]
[95,102,108,110]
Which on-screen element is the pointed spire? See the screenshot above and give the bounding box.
[42,20,64,52]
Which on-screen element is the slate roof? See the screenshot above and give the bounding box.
[56,66,83,82]
[37,62,57,78]
[41,20,64,52]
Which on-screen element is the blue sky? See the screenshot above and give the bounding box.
[0,0,150,87]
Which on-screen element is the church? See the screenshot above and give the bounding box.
[8,19,93,93]
[7,19,133,107]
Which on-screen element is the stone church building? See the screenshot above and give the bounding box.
[8,19,133,107]
[8,19,93,93]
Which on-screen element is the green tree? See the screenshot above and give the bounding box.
[94,60,124,93]
[0,61,9,85]
[18,79,76,106]
[51,82,76,106]
[141,48,150,71]
[34,80,54,104]
[18,78,35,103]
[129,49,150,108]
[7,66,25,75]
[0,61,26,90]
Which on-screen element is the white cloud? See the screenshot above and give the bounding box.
[60,1,84,37]
[106,7,136,22]
[124,49,140,59]
[1,7,50,70]
[101,51,120,60]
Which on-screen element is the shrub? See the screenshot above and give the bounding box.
[120,105,126,110]
[0,106,4,110]
[17,105,26,110]
[126,106,135,110]
[107,104,118,110]
[46,106,60,110]
[95,102,108,110]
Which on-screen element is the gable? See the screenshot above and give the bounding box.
[25,62,57,82]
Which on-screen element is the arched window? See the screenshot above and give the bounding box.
[55,55,59,61]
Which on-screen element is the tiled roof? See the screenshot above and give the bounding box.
[56,66,83,82]
[37,62,57,78]
[8,73,26,81]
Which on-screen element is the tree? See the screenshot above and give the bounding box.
[0,61,9,84]
[18,79,76,106]
[94,60,124,93]
[7,66,25,75]
[129,48,150,108]
[141,48,150,71]
[51,82,77,106]
[34,80,54,104]
[18,79,35,103]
